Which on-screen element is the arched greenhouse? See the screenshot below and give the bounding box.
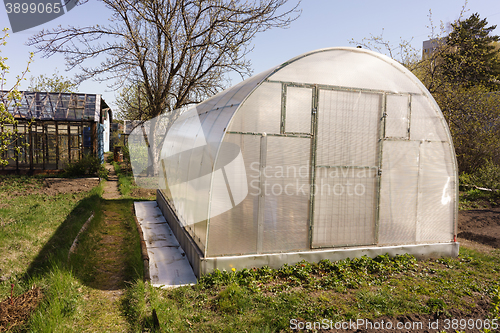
[131,47,459,278]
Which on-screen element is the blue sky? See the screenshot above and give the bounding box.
[1,0,499,111]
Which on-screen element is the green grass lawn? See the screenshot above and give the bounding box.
[0,174,143,332]
[0,175,104,331]
[1,172,500,332]
[126,250,500,332]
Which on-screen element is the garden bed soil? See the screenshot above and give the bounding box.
[42,178,100,196]
[458,207,500,248]
[2,177,100,197]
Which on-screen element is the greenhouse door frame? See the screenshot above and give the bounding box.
[266,80,390,249]
[308,85,387,249]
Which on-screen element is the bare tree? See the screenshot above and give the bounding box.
[114,79,147,121]
[349,29,421,71]
[28,0,301,174]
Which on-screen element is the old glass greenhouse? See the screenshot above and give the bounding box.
[0,91,112,172]
[131,47,458,278]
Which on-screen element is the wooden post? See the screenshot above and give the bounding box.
[29,123,33,173]
[91,122,97,158]
[0,123,3,171]
[46,124,50,169]
[67,123,71,164]
[55,121,59,169]
[80,120,83,161]
[41,124,45,170]
[35,123,39,167]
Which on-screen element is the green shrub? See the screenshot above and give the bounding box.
[122,144,130,163]
[63,155,108,179]
[473,160,500,190]
[427,298,446,316]
[464,188,486,201]
[461,159,500,190]
[458,172,474,190]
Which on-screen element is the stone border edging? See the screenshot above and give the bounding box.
[67,212,94,262]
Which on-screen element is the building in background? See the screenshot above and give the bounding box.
[422,38,443,59]
[122,119,143,145]
[0,91,112,173]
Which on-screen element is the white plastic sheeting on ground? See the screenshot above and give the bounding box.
[134,201,196,288]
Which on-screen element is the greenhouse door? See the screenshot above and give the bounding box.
[311,89,381,248]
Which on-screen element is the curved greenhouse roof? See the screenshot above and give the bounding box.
[131,47,458,277]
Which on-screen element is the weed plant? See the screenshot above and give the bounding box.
[112,159,154,199]
[458,159,500,209]
[459,187,500,210]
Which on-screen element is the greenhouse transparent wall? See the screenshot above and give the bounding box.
[145,47,457,260]
[151,69,276,253]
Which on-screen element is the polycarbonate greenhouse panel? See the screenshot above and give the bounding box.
[312,168,378,247]
[261,136,310,253]
[269,49,422,94]
[312,88,381,248]
[378,140,420,245]
[215,68,276,113]
[416,141,455,243]
[385,94,410,139]
[162,108,212,228]
[229,81,282,134]
[209,132,248,218]
[410,94,449,142]
[284,87,313,134]
[316,90,380,168]
[162,104,238,242]
[207,134,260,256]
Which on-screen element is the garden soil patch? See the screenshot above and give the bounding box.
[130,187,156,198]
[42,178,100,196]
[458,208,500,248]
[5,177,100,197]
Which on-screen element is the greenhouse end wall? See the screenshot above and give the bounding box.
[132,47,459,277]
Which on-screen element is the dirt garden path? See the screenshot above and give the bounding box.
[70,159,137,332]
[102,162,121,200]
